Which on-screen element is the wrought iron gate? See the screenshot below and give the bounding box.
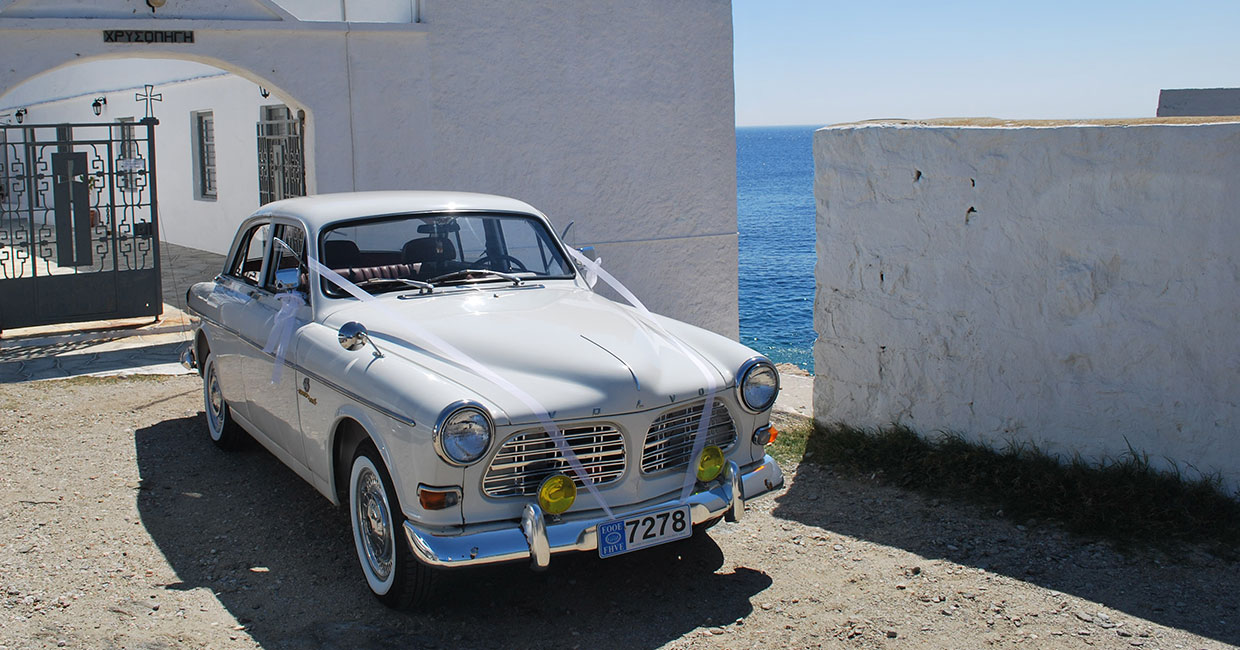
[0,119,161,331]
[257,108,306,205]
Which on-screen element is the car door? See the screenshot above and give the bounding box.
[207,220,276,425]
[235,220,311,468]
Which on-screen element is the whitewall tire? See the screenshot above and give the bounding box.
[202,353,245,450]
[348,441,434,608]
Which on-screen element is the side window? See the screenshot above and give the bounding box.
[229,223,272,286]
[267,223,307,292]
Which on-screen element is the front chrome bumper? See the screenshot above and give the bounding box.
[403,455,785,570]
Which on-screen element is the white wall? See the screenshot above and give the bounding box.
[0,0,739,336]
[814,118,1240,490]
[353,1,740,336]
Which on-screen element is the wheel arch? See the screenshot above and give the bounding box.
[331,417,370,505]
[329,414,402,507]
[194,330,211,377]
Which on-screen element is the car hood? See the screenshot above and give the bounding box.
[320,285,732,424]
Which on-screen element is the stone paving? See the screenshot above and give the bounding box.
[0,243,224,383]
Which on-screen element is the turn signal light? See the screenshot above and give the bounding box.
[696,445,725,482]
[753,425,778,446]
[417,484,461,510]
[537,474,577,515]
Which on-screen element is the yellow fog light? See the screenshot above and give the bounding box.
[696,445,725,482]
[537,474,577,515]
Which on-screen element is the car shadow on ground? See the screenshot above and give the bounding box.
[771,461,1240,646]
[134,415,771,650]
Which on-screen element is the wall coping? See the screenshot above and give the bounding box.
[821,116,1240,130]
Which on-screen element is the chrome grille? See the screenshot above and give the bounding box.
[641,400,736,474]
[482,425,626,498]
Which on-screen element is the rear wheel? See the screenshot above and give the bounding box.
[202,353,246,450]
[349,442,435,608]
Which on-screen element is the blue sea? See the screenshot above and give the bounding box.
[737,125,819,373]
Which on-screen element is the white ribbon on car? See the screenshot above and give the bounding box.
[308,258,624,520]
[262,291,307,384]
[564,249,722,504]
[293,244,727,522]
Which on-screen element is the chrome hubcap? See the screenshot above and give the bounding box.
[355,467,393,581]
[207,366,224,431]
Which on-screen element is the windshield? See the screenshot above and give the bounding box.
[318,212,574,296]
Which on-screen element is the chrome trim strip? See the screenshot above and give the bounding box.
[580,334,639,391]
[401,454,784,569]
[194,314,416,427]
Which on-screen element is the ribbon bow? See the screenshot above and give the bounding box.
[262,291,306,384]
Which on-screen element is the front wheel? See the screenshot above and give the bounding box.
[349,442,435,608]
[202,353,246,450]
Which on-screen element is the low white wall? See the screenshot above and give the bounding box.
[813,118,1240,490]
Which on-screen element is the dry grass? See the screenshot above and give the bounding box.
[770,419,1240,556]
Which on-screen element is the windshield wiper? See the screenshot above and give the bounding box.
[427,269,524,287]
[354,277,434,295]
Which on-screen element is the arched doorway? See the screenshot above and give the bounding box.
[0,56,309,329]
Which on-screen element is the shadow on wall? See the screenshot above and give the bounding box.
[771,460,1240,647]
[134,416,771,649]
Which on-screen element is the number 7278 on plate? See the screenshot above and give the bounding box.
[597,505,691,558]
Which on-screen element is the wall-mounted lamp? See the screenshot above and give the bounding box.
[14,108,26,124]
[259,87,270,99]
[146,0,167,11]
[91,97,107,116]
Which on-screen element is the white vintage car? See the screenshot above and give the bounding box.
[181,191,784,608]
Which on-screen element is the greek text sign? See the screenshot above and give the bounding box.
[103,30,194,44]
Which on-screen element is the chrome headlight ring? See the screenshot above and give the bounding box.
[433,400,494,466]
[736,357,779,413]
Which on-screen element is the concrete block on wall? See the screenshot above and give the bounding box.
[1157,88,1240,117]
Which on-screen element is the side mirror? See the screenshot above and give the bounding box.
[576,245,598,262]
[273,267,303,293]
[338,321,384,358]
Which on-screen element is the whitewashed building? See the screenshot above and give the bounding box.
[0,0,739,335]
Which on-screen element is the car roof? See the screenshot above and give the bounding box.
[252,191,547,232]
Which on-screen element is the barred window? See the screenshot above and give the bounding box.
[194,111,217,199]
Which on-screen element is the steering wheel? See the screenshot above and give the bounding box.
[471,254,529,272]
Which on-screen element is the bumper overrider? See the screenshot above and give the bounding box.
[404,456,785,570]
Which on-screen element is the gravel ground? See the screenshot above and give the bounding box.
[1,375,1236,650]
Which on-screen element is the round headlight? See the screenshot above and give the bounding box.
[738,358,779,412]
[435,404,493,466]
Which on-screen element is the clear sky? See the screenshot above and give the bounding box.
[733,1,1240,127]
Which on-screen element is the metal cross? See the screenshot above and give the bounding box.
[135,84,162,119]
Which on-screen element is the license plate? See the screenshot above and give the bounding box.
[597,505,691,558]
